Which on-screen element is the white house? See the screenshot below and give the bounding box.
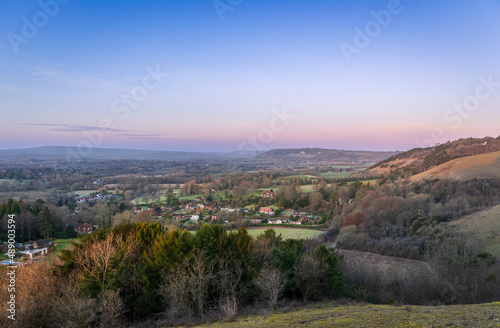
[190,214,199,221]
[21,248,48,260]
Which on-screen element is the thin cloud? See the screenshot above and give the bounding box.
[32,66,119,89]
[121,133,175,140]
[22,123,132,133]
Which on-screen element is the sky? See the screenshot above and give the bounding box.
[1,0,500,153]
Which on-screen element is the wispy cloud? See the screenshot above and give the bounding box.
[121,133,176,140]
[32,66,120,89]
[21,123,132,133]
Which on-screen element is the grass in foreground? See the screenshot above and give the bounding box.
[192,302,500,328]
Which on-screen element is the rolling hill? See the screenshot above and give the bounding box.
[0,146,399,164]
[360,136,500,179]
[410,150,500,182]
[257,148,399,164]
[0,146,259,161]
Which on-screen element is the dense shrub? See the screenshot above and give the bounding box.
[53,225,345,325]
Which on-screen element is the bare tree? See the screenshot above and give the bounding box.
[159,251,214,320]
[254,266,286,308]
[216,259,243,318]
[295,255,327,301]
[75,233,123,291]
[98,290,125,328]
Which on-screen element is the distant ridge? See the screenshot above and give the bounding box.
[0,146,399,163]
[0,146,258,161]
[258,148,400,164]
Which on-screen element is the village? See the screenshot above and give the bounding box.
[1,185,323,266]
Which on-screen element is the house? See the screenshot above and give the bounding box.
[134,206,149,214]
[293,210,308,217]
[74,195,86,203]
[173,214,184,221]
[190,215,199,221]
[94,179,104,185]
[160,206,173,212]
[259,207,275,216]
[200,204,217,211]
[33,239,55,251]
[185,203,198,212]
[19,240,53,260]
[290,220,302,225]
[251,217,263,224]
[73,223,93,234]
[261,190,276,198]
[221,207,237,213]
[267,218,282,224]
[21,248,48,260]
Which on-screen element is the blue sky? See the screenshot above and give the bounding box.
[1,0,500,152]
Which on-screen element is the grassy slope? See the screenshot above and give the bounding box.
[192,302,500,328]
[336,249,431,276]
[361,136,500,179]
[448,204,500,257]
[411,150,500,182]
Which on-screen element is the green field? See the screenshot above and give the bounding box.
[299,184,316,193]
[348,179,378,185]
[69,190,96,197]
[320,172,351,179]
[193,302,500,328]
[132,191,235,205]
[52,238,80,255]
[187,228,322,240]
[246,228,323,240]
[285,175,317,179]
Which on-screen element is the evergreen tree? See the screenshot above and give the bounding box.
[32,204,40,216]
[40,207,54,239]
[11,201,21,215]
[0,203,6,218]
[65,224,77,238]
[5,198,14,214]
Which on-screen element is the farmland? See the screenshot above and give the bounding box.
[245,227,323,240]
